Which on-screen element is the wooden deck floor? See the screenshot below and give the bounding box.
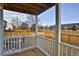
[9,48,46,56]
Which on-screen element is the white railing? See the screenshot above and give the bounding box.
[60,42,79,56]
[4,35,79,56]
[37,36,79,56]
[4,36,36,55]
[37,36,57,56]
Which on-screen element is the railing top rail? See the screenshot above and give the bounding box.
[60,42,79,50]
[38,35,56,42]
[4,35,35,39]
[38,35,79,50]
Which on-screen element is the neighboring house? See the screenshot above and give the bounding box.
[3,20,7,31]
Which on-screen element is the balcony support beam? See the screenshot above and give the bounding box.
[35,15,38,47]
[0,4,4,56]
[55,3,61,56]
[35,15,38,36]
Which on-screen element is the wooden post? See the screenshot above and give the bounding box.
[55,3,61,56]
[0,3,4,56]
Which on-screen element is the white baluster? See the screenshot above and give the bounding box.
[53,41,56,56]
[22,38,23,49]
[47,39,49,53]
[45,39,47,53]
[22,38,24,48]
[8,39,9,51]
[77,50,79,56]
[40,38,42,49]
[47,40,49,54]
[49,40,52,55]
[31,37,32,46]
[24,37,26,48]
[5,39,6,52]
[66,47,68,56]
[41,38,43,49]
[15,38,18,49]
[11,39,12,50]
[14,38,15,50]
[19,37,21,52]
[30,37,31,46]
[17,39,19,49]
[51,40,53,56]
[62,45,63,56]
[32,37,33,46]
[43,38,45,51]
[21,38,22,49]
[44,38,46,52]
[71,48,73,56]
[48,40,50,55]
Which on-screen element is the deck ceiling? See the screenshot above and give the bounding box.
[3,3,56,15]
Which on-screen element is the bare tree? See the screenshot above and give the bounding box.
[19,22,28,29]
[27,15,40,31]
[71,25,77,31]
[27,15,35,25]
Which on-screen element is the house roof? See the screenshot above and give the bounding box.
[3,3,56,15]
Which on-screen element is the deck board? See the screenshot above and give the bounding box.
[9,48,46,56]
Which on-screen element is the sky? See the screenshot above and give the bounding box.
[61,3,79,24]
[4,3,79,27]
